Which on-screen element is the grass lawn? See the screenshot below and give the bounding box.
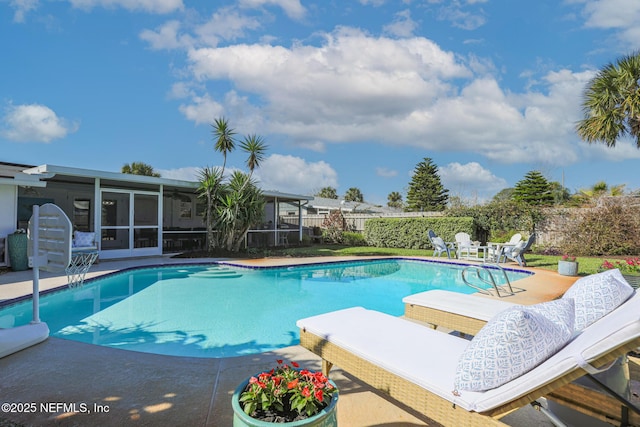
[273,245,616,276]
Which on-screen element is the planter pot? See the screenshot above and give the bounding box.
[7,233,29,271]
[231,376,338,427]
[622,274,640,289]
[558,260,578,276]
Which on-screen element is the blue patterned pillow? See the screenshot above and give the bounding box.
[454,298,574,393]
[562,268,633,331]
[74,231,95,247]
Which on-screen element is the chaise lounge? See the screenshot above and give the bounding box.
[297,269,640,426]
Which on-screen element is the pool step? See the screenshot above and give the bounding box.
[189,267,243,279]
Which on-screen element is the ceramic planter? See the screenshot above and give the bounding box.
[7,232,28,271]
[558,260,578,276]
[231,376,338,427]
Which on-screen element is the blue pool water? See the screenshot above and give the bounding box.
[0,259,530,358]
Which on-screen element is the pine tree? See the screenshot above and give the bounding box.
[512,171,554,206]
[405,158,449,211]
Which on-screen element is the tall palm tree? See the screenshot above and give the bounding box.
[212,117,236,170]
[197,166,224,250]
[576,51,640,148]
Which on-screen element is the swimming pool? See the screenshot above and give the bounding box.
[0,259,530,358]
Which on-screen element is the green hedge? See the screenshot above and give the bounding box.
[363,217,474,250]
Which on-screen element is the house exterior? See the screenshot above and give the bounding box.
[296,196,398,215]
[0,162,311,265]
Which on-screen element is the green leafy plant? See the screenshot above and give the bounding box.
[599,258,640,276]
[238,360,337,422]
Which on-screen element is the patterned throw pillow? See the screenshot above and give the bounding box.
[74,231,95,247]
[562,268,633,331]
[453,298,574,393]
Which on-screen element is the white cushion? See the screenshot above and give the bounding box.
[73,231,95,248]
[454,298,574,392]
[562,269,633,331]
[403,290,516,322]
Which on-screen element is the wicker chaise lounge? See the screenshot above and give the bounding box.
[297,275,640,427]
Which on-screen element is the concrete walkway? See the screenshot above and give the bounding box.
[0,256,575,426]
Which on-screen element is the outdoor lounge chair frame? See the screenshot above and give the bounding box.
[402,291,640,426]
[299,327,640,427]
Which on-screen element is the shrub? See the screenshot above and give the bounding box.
[446,200,543,244]
[363,217,473,250]
[341,231,367,246]
[561,202,640,256]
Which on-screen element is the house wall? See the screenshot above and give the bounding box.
[0,184,17,265]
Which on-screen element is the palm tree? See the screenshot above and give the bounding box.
[387,191,403,209]
[240,134,268,176]
[212,117,236,169]
[197,166,224,250]
[576,51,640,148]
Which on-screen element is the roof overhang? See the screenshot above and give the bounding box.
[0,172,50,188]
[23,164,199,190]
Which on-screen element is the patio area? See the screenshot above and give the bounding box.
[0,256,605,426]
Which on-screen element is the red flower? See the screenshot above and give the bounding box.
[314,388,324,402]
[301,386,311,398]
[287,379,299,389]
[291,361,300,368]
[276,359,283,364]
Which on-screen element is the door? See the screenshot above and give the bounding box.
[100,190,160,259]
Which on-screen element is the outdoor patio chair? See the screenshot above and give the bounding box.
[427,230,454,259]
[455,232,481,260]
[500,234,535,266]
[297,269,640,427]
[487,233,521,263]
[400,269,639,425]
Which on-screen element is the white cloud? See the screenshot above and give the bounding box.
[157,166,201,181]
[383,9,418,38]
[255,154,338,195]
[195,7,262,46]
[577,0,640,46]
[178,93,224,125]
[8,0,39,22]
[439,162,507,193]
[68,0,183,13]
[1,103,78,143]
[238,0,305,20]
[580,139,640,162]
[434,1,487,30]
[376,167,397,178]
[140,20,193,50]
[174,26,595,169]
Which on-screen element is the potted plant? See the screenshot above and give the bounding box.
[599,258,640,289]
[558,254,578,276]
[232,359,338,426]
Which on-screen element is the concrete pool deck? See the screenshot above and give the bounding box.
[0,256,588,426]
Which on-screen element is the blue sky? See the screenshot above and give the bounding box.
[2,0,640,206]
